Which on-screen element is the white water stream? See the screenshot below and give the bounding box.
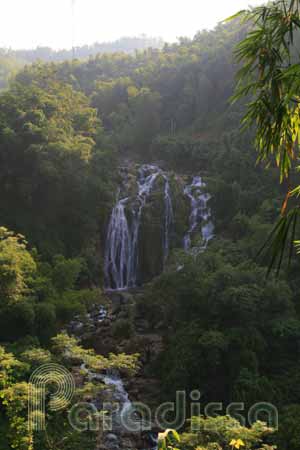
[183,176,214,253]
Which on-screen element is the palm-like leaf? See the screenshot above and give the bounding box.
[257,207,300,275]
[229,0,300,274]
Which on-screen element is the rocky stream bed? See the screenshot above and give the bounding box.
[68,290,163,450]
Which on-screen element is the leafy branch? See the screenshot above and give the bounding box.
[229,0,300,272]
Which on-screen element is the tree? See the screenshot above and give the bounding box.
[157,417,276,450]
[230,0,300,271]
[51,332,139,375]
[0,79,114,259]
[0,52,21,90]
[0,227,36,304]
[0,334,139,450]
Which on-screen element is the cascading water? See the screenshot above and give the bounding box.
[105,164,174,290]
[80,364,134,438]
[105,168,214,290]
[183,176,214,253]
[81,363,157,449]
[101,369,132,418]
[163,177,174,262]
[104,196,131,290]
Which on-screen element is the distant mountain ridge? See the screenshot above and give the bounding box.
[2,36,164,63]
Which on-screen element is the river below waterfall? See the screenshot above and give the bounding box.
[81,361,157,450]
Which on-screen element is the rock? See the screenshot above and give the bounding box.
[101,318,112,327]
[106,433,119,443]
[104,444,119,450]
[119,292,134,304]
[111,295,123,314]
[104,433,120,450]
[135,319,150,332]
[117,310,129,320]
[137,184,165,284]
[120,436,135,448]
[154,321,164,330]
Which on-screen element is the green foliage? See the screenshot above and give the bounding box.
[50,255,83,292]
[0,346,25,389]
[0,226,106,343]
[232,1,300,180]
[20,347,52,367]
[158,417,276,450]
[112,318,135,340]
[0,227,36,304]
[142,243,300,408]
[51,332,139,375]
[231,0,300,271]
[276,404,300,450]
[0,333,139,450]
[1,382,33,450]
[0,79,116,259]
[158,428,180,450]
[182,416,275,450]
[0,51,22,90]
[0,347,32,450]
[33,303,56,344]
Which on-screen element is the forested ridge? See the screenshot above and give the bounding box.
[0,10,300,450]
[0,36,164,89]
[5,36,164,63]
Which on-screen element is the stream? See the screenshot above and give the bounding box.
[81,362,157,450]
[183,176,214,252]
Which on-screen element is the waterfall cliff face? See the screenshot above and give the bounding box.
[104,164,174,290]
[104,166,214,291]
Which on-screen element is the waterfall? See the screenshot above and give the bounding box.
[184,176,214,253]
[104,197,132,290]
[105,164,174,290]
[163,177,174,262]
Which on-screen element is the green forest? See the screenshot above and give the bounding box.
[1,1,300,450]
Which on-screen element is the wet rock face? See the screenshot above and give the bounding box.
[138,185,165,284]
[171,175,191,248]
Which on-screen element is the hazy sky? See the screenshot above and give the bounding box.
[1,0,263,50]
